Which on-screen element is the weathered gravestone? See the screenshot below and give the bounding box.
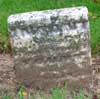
[8,6,92,90]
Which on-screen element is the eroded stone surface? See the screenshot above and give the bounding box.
[8,6,92,90]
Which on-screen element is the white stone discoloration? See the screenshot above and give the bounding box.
[8,6,91,90]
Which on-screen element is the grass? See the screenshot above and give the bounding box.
[0,85,98,99]
[0,0,100,55]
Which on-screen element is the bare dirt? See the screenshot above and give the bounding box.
[0,54,99,94]
[0,54,16,93]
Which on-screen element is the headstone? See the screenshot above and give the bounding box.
[8,6,92,90]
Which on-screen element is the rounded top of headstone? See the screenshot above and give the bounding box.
[8,6,88,29]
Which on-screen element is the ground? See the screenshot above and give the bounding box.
[0,54,16,93]
[0,54,99,94]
